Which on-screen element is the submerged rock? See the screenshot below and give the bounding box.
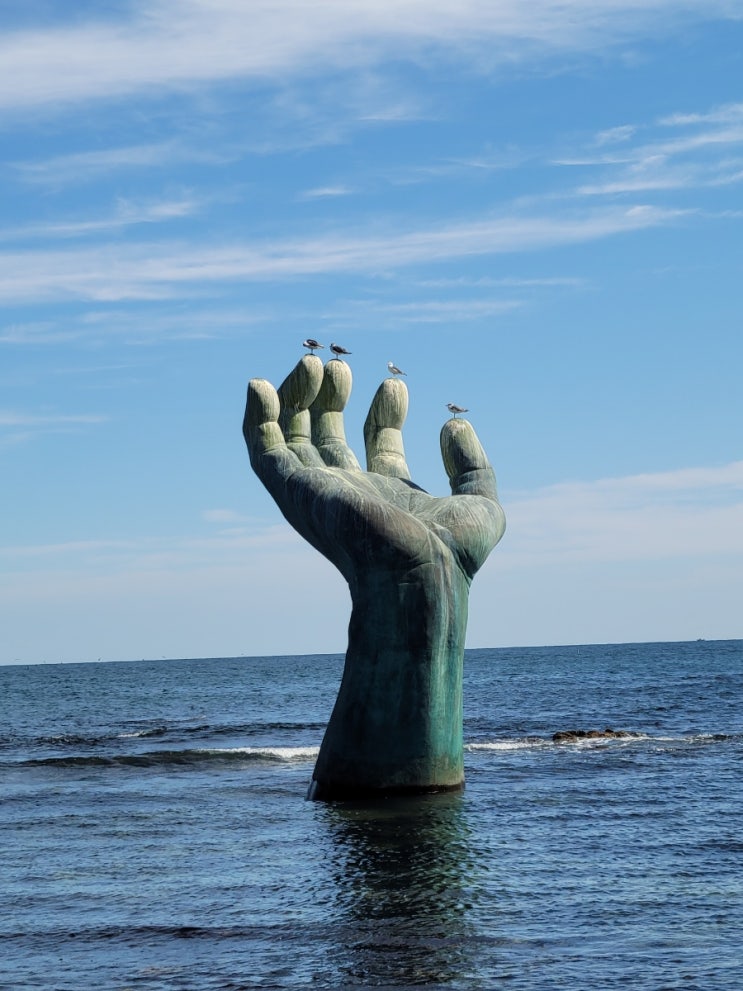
[552,727,637,743]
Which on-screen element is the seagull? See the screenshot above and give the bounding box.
[447,403,469,418]
[387,361,407,377]
[302,338,324,354]
[330,342,352,359]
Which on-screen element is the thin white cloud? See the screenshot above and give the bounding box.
[594,124,637,146]
[417,275,587,289]
[0,410,107,448]
[12,141,230,186]
[0,322,61,344]
[299,185,355,200]
[0,411,107,427]
[0,204,683,305]
[0,1,739,113]
[501,461,743,566]
[0,196,201,242]
[370,298,522,323]
[0,525,303,569]
[0,304,268,346]
[577,163,699,196]
[644,124,743,162]
[660,101,743,128]
[386,148,532,188]
[602,160,743,196]
[202,508,251,524]
[573,105,743,197]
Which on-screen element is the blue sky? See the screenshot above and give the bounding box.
[2,1,742,663]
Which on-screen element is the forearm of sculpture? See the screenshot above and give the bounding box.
[308,547,471,801]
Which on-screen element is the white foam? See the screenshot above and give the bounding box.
[466,739,549,752]
[199,746,320,761]
[466,733,658,751]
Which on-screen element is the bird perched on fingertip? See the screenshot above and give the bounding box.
[447,403,469,417]
[387,361,407,377]
[302,338,324,354]
[330,343,351,359]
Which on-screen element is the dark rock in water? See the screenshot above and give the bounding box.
[552,728,636,743]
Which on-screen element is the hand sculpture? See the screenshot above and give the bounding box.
[243,355,505,801]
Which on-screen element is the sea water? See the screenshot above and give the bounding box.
[1,640,741,990]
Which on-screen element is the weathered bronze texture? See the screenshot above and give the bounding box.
[243,355,505,800]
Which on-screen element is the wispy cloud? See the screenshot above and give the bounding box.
[0,410,107,447]
[0,204,682,305]
[660,101,743,128]
[383,148,531,189]
[202,508,251,524]
[367,298,522,323]
[501,461,743,567]
[571,102,743,196]
[0,524,303,571]
[0,196,201,243]
[0,1,739,114]
[0,411,107,427]
[299,185,355,200]
[417,275,586,289]
[577,162,704,196]
[11,141,229,186]
[594,124,637,146]
[0,304,267,347]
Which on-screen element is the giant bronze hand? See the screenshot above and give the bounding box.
[243,355,505,800]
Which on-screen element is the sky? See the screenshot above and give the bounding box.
[1,0,742,664]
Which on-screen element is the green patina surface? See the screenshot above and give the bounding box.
[244,355,505,801]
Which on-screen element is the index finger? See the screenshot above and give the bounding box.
[277,355,325,467]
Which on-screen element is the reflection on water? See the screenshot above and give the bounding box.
[317,792,482,987]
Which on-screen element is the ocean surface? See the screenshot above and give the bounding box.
[2,640,741,991]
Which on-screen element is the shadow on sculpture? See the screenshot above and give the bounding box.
[243,354,505,801]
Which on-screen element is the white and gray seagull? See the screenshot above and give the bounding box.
[302,338,324,354]
[387,361,407,377]
[330,342,352,359]
[446,403,469,418]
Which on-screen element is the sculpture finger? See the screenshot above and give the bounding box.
[310,359,361,470]
[421,419,506,577]
[243,378,304,485]
[277,355,325,467]
[440,418,499,501]
[363,378,411,480]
